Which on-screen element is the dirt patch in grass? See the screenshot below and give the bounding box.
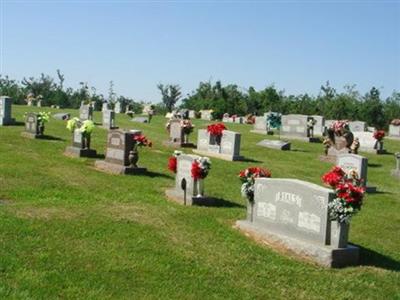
[14,206,80,220]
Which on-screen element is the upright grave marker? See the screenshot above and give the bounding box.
[391,153,400,178]
[337,154,375,192]
[165,154,212,205]
[64,128,97,158]
[94,129,147,175]
[280,114,318,142]
[312,115,325,136]
[102,109,116,129]
[389,120,400,139]
[114,101,121,113]
[349,121,366,132]
[80,104,93,121]
[164,119,195,148]
[236,178,359,267]
[21,113,41,138]
[194,129,243,161]
[353,131,385,154]
[0,96,15,125]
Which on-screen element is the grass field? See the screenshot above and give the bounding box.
[1,105,399,299]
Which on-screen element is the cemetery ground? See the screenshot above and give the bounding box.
[1,106,400,299]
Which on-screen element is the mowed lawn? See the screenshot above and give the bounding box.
[1,105,399,299]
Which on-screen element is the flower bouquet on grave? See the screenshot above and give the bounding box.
[180,119,194,143]
[239,167,271,222]
[167,150,183,173]
[207,123,227,145]
[33,111,51,135]
[322,166,365,224]
[331,120,349,136]
[373,130,385,151]
[191,157,211,197]
[130,134,152,167]
[66,118,95,149]
[391,119,400,126]
[238,167,272,202]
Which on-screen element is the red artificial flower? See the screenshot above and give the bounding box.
[133,134,152,147]
[168,156,177,173]
[191,161,202,180]
[207,123,227,137]
[373,130,385,141]
[336,182,365,205]
[238,167,272,180]
[322,166,345,188]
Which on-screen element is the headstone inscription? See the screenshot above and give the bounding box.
[21,113,41,138]
[236,178,359,267]
[193,129,243,161]
[165,154,212,205]
[64,128,97,158]
[80,104,93,121]
[349,121,366,132]
[280,114,317,142]
[353,131,385,154]
[0,96,15,125]
[391,152,400,178]
[257,139,291,151]
[102,109,116,129]
[94,129,147,175]
[337,154,375,192]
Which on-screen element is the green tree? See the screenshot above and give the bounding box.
[157,84,181,112]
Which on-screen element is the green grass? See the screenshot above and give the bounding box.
[0,105,399,299]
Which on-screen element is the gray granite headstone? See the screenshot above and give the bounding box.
[236,178,359,267]
[280,114,312,140]
[114,102,121,113]
[0,96,15,125]
[220,130,241,157]
[257,139,291,150]
[169,119,183,143]
[353,131,383,153]
[25,113,39,135]
[102,102,108,112]
[131,116,149,123]
[197,129,209,151]
[312,115,325,136]
[80,104,93,121]
[391,153,400,178]
[253,116,267,132]
[349,121,366,132]
[102,109,115,129]
[53,113,70,120]
[337,154,368,188]
[389,125,400,138]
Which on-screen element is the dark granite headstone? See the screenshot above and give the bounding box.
[94,129,147,174]
[0,96,15,125]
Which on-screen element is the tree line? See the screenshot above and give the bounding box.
[0,71,143,113]
[179,81,400,129]
[1,71,399,129]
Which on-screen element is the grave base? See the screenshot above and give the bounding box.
[165,188,213,206]
[235,220,359,268]
[366,186,377,193]
[20,132,42,139]
[391,169,400,178]
[162,141,196,148]
[257,139,291,150]
[94,160,147,175]
[0,118,15,125]
[280,135,321,143]
[64,146,97,158]
[192,149,244,161]
[250,130,274,135]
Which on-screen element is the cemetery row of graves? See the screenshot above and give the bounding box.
[0,96,399,298]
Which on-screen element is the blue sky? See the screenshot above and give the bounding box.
[1,0,399,102]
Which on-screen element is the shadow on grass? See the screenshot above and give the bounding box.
[291,149,309,153]
[196,197,245,208]
[368,163,382,168]
[40,135,65,141]
[142,171,173,179]
[357,245,400,272]
[11,121,25,126]
[94,153,105,159]
[241,157,263,163]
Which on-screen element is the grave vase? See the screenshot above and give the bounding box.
[374,140,383,152]
[129,149,139,168]
[82,133,91,149]
[247,200,255,222]
[330,220,349,248]
[39,124,45,135]
[194,179,204,197]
